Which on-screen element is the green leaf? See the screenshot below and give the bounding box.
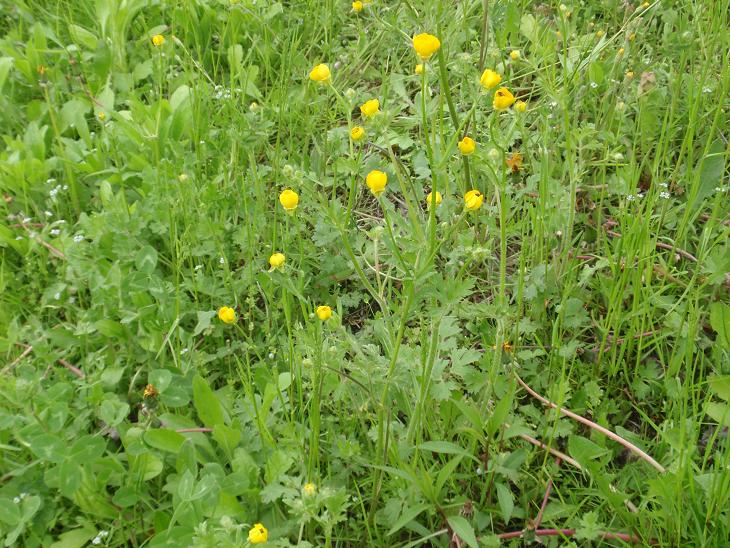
[705,402,730,427]
[170,84,191,111]
[192,374,224,428]
[446,515,478,548]
[708,375,730,402]
[690,139,725,211]
[69,24,98,49]
[387,503,431,536]
[495,483,514,523]
[418,441,478,463]
[709,302,730,348]
[0,57,13,91]
[112,486,139,508]
[212,424,241,456]
[135,245,158,274]
[49,528,96,548]
[192,311,217,337]
[568,435,609,467]
[486,389,513,438]
[144,429,186,453]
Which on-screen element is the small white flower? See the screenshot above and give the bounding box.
[69,297,76,304]
[715,187,727,193]
[194,264,203,271]
[219,257,225,264]
[15,236,23,240]
[44,210,53,217]
[626,194,635,201]
[476,467,483,475]
[73,234,84,243]
[703,87,712,93]
[268,352,275,359]
[62,185,68,190]
[21,216,32,224]
[54,292,61,300]
[659,191,670,199]
[659,181,669,188]
[181,348,190,355]
[637,192,645,198]
[13,497,20,504]
[99,531,109,538]
[92,537,102,545]
[46,178,56,184]
[50,229,60,236]
[590,82,598,89]
[334,61,342,70]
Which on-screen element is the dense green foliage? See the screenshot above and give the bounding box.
[1,0,729,546]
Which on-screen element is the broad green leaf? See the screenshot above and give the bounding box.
[192,374,224,428]
[568,435,609,466]
[709,302,730,348]
[418,441,478,463]
[705,402,730,427]
[49,528,96,548]
[0,57,13,91]
[144,429,186,453]
[496,482,514,523]
[446,515,478,548]
[708,375,730,402]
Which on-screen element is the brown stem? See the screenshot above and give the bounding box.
[530,458,560,530]
[58,359,84,378]
[2,345,33,374]
[175,427,213,433]
[514,373,666,473]
[605,229,697,262]
[498,528,648,543]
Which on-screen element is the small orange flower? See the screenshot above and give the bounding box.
[506,152,523,173]
[143,384,158,398]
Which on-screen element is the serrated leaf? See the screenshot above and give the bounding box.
[495,482,514,523]
[446,515,478,548]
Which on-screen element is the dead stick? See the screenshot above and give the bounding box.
[176,427,213,433]
[531,458,560,529]
[498,528,648,544]
[515,373,665,473]
[58,358,84,378]
[2,345,33,374]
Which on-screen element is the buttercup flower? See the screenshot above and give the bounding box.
[617,47,625,57]
[493,87,516,110]
[415,63,424,75]
[360,98,380,118]
[412,33,441,60]
[279,189,299,212]
[596,30,605,38]
[479,69,502,90]
[151,34,165,47]
[625,70,635,79]
[365,170,387,196]
[350,126,365,141]
[458,136,476,156]
[309,63,331,83]
[303,482,316,496]
[426,191,442,208]
[352,1,363,12]
[464,190,484,211]
[97,111,106,121]
[143,384,158,398]
[218,306,236,325]
[506,152,523,173]
[316,305,332,321]
[509,50,521,60]
[269,253,285,269]
[514,100,527,113]
[248,523,268,544]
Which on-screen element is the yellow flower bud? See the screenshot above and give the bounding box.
[412,33,441,60]
[151,34,165,47]
[479,69,502,90]
[617,47,625,56]
[458,136,476,156]
[143,384,158,398]
[279,189,299,212]
[493,87,516,110]
[316,305,332,321]
[269,252,285,269]
[625,70,635,80]
[350,126,365,141]
[514,100,527,113]
[596,30,605,38]
[509,50,521,60]
[415,63,424,75]
[426,191,442,208]
[309,63,331,83]
[352,1,363,12]
[218,306,236,325]
[303,482,316,495]
[464,190,484,212]
[360,98,380,118]
[97,111,106,121]
[365,170,387,197]
[248,523,268,544]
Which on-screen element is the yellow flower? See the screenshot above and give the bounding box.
[37,65,46,75]
[596,30,605,38]
[269,252,285,269]
[464,190,484,211]
[493,87,516,110]
[617,47,625,57]
[279,189,299,212]
[350,126,365,141]
[360,98,380,118]
[352,0,363,12]
[502,341,514,352]
[143,384,158,398]
[309,63,331,83]
[97,111,106,121]
[629,33,636,41]
[514,100,527,113]
[303,482,316,496]
[248,523,268,544]
[509,50,521,60]
[625,70,635,79]
[412,33,441,61]
[365,170,387,197]
[316,305,332,321]
[218,306,236,325]
[640,1,650,8]
[426,191,442,208]
[151,34,165,47]
[479,69,502,90]
[458,136,476,156]
[415,63,424,75]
